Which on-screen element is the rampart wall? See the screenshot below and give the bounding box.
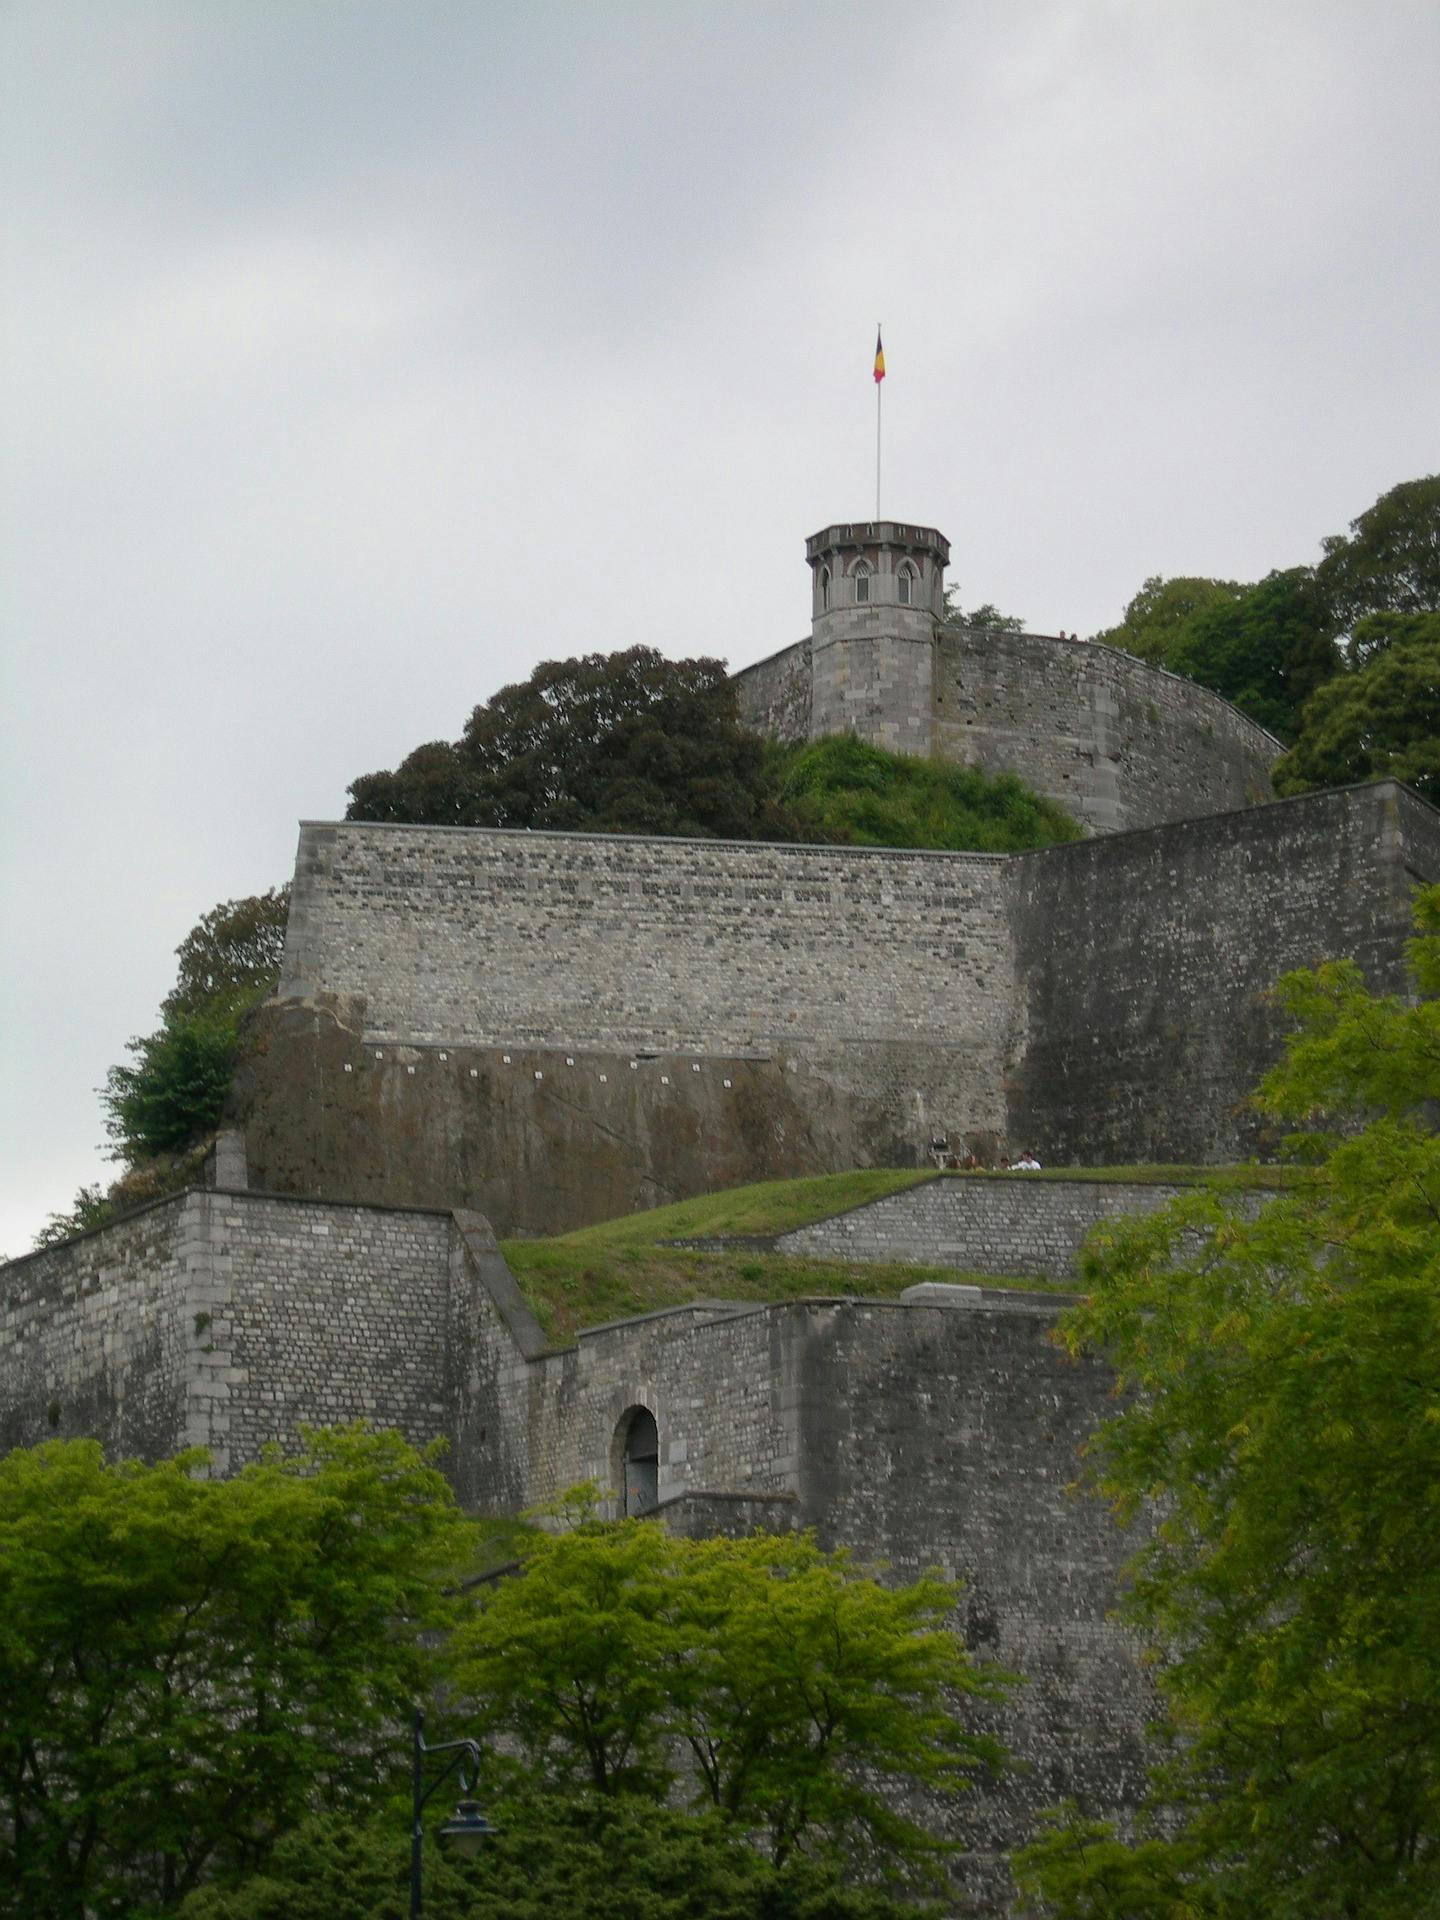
[0,1191,467,1478]
[773,1171,1246,1279]
[934,628,1277,833]
[235,783,1440,1235]
[1008,781,1440,1165]
[734,626,1279,835]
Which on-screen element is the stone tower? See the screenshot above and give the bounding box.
[806,519,950,756]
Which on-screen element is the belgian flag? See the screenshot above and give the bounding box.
[873,327,886,384]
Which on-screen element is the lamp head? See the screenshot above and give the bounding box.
[439,1798,499,1859]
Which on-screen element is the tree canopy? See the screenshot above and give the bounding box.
[0,1428,476,1920]
[1318,473,1440,639]
[1091,574,1249,664]
[449,1510,1007,1884]
[1273,615,1440,803]
[1015,884,1440,1919]
[348,648,795,842]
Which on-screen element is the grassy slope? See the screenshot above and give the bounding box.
[502,1165,1286,1344]
[769,735,1084,852]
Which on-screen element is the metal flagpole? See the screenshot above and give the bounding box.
[876,374,882,519]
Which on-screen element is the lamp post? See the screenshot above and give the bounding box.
[410,1707,497,1918]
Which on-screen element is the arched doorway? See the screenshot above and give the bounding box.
[618,1406,659,1517]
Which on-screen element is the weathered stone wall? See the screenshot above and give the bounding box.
[934,628,1277,834]
[731,638,811,742]
[0,1191,469,1475]
[734,624,1279,836]
[235,784,1440,1230]
[281,823,1011,1056]
[0,1197,200,1461]
[1008,782,1440,1166]
[790,1296,1150,1911]
[774,1171,1261,1278]
[245,822,1017,1233]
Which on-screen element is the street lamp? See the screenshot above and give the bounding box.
[410,1708,498,1917]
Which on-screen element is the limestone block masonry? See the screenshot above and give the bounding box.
[232,782,1440,1235]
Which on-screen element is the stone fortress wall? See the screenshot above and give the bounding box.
[0,1183,1152,1910]
[232,781,1439,1236]
[734,624,1279,836]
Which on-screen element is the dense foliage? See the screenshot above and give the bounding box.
[451,1508,1007,1884]
[1273,614,1440,803]
[0,1439,1002,1916]
[178,1797,934,1920]
[0,1428,476,1920]
[1015,885,1440,1919]
[35,888,290,1248]
[1093,474,1438,751]
[1317,474,1440,641]
[772,736,1082,852]
[348,647,796,841]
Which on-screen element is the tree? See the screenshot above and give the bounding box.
[942,586,1026,632]
[36,889,293,1247]
[1092,574,1248,664]
[1014,886,1440,1919]
[0,1427,477,1918]
[449,1513,1007,1884]
[162,887,290,1021]
[1318,474,1440,640]
[178,1796,934,1920]
[1167,566,1343,740]
[1272,618,1440,803]
[104,1003,248,1160]
[348,648,797,842]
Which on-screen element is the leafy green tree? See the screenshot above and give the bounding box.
[1273,618,1440,802]
[31,1184,113,1249]
[1318,474,1440,641]
[772,736,1082,853]
[1091,574,1248,664]
[0,1427,478,1919]
[348,648,797,842]
[104,1003,247,1160]
[942,586,1026,632]
[1015,886,1440,1919]
[1167,566,1343,740]
[162,886,290,1021]
[178,1796,935,1920]
[450,1515,1007,1884]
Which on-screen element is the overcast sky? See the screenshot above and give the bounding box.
[2,0,1437,1256]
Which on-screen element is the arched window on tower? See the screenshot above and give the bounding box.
[897,562,917,607]
[617,1406,659,1516]
[819,566,831,611]
[853,560,871,605]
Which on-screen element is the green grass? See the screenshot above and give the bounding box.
[500,1163,1293,1342]
[768,735,1084,853]
[502,1168,1054,1342]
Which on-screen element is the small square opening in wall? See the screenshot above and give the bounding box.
[723,1078,732,1088]
[503,1054,511,1064]
[534,1070,544,1080]
[406,1065,415,1075]
[470,1068,478,1078]
[439,1052,447,1062]
[375,1050,385,1059]
[630,1061,638,1070]
[660,1074,670,1084]
[343,1063,353,1073]
[691,1063,700,1072]
[566,1056,575,1066]
[599,1073,608,1083]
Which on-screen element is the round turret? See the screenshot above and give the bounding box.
[804,520,950,755]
